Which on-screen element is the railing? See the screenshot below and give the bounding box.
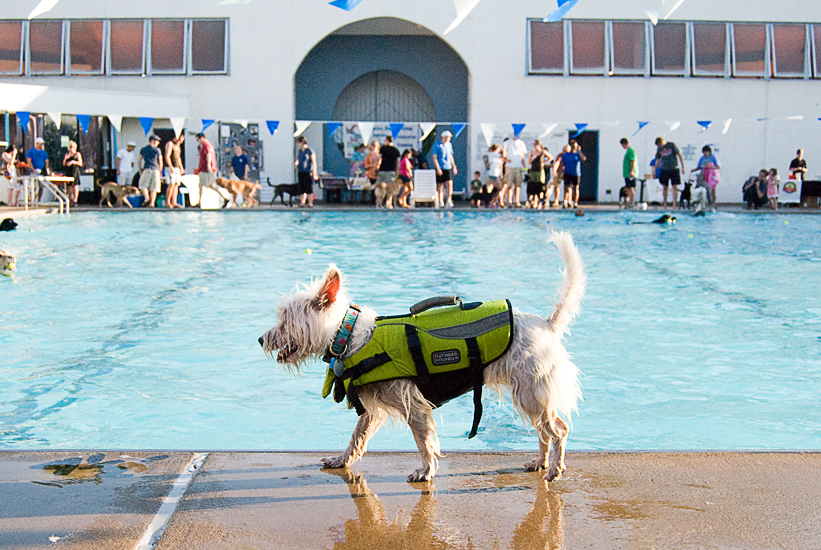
[21,176,74,214]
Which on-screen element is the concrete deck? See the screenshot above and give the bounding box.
[1,451,819,549]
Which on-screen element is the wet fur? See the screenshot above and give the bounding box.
[97,182,139,207]
[0,250,15,274]
[259,231,585,482]
[215,177,261,207]
[373,180,403,208]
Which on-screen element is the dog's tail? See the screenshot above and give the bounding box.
[546,231,585,337]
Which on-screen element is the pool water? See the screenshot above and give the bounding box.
[1,210,820,452]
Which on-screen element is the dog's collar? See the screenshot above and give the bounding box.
[323,305,361,363]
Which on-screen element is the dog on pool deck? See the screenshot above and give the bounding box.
[269,181,302,207]
[97,181,140,208]
[373,179,403,208]
[259,231,585,482]
[215,177,262,208]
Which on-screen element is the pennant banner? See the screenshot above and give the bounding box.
[480,123,496,148]
[451,123,467,139]
[666,121,681,132]
[294,121,312,137]
[17,111,31,131]
[46,112,61,130]
[170,117,186,138]
[721,119,733,134]
[328,0,363,11]
[512,123,526,137]
[138,117,154,136]
[643,11,659,25]
[539,122,558,138]
[632,121,650,136]
[108,115,123,133]
[266,120,279,135]
[202,119,216,132]
[572,123,588,137]
[327,122,342,136]
[27,0,60,19]
[697,120,712,132]
[357,122,374,145]
[443,0,483,35]
[235,119,248,129]
[544,0,581,22]
[76,114,91,134]
[419,123,437,141]
[389,123,405,138]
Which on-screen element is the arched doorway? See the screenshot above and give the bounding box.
[294,17,469,190]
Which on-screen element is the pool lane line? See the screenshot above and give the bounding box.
[134,452,209,550]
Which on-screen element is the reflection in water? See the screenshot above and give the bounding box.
[326,469,564,550]
[39,464,103,486]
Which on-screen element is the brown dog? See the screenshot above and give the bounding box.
[97,181,139,208]
[373,180,403,208]
[215,177,262,207]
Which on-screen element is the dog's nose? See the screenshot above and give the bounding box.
[258,336,264,347]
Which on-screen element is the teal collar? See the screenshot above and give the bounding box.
[324,305,360,362]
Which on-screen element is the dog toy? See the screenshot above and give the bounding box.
[304,248,312,254]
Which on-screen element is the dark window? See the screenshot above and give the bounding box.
[69,20,104,74]
[570,20,606,73]
[150,20,185,73]
[612,21,646,74]
[29,20,64,74]
[0,21,23,74]
[530,20,564,73]
[652,22,687,73]
[191,20,226,72]
[110,20,145,73]
[693,22,727,75]
[733,23,767,75]
[772,24,807,76]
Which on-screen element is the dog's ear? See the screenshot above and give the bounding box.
[312,265,342,311]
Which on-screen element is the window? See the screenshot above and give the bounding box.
[652,22,688,74]
[29,20,64,74]
[191,19,227,73]
[0,21,24,75]
[570,20,606,74]
[772,24,808,77]
[732,23,768,76]
[529,20,565,74]
[692,22,728,76]
[69,20,104,74]
[150,19,186,74]
[813,24,821,78]
[109,20,145,74]
[611,21,647,74]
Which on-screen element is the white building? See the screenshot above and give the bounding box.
[2,0,821,203]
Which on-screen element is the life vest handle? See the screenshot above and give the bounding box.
[409,296,463,315]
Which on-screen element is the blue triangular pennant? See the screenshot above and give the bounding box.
[697,120,712,132]
[17,111,31,131]
[389,123,405,138]
[266,120,279,135]
[544,0,581,22]
[76,114,91,134]
[202,119,215,132]
[138,117,153,136]
[326,122,342,136]
[571,123,588,138]
[451,123,467,139]
[329,0,363,11]
[512,123,526,137]
[631,121,650,137]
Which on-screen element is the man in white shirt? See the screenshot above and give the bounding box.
[502,133,528,207]
[116,141,137,187]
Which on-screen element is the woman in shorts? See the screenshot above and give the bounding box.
[397,149,414,208]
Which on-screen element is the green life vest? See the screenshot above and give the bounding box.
[322,299,514,438]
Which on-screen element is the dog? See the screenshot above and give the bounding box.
[679,179,693,209]
[692,186,710,216]
[373,179,402,208]
[618,186,635,209]
[0,249,16,277]
[259,231,585,482]
[269,180,302,207]
[0,218,18,232]
[97,181,139,208]
[215,177,261,207]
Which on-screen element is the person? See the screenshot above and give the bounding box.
[559,140,586,208]
[349,143,367,177]
[469,171,483,207]
[690,145,720,211]
[411,148,428,170]
[26,137,49,201]
[3,145,19,207]
[654,137,685,208]
[432,130,457,208]
[527,140,552,209]
[397,149,414,208]
[789,149,807,180]
[502,133,528,208]
[363,140,380,204]
[116,141,137,188]
[294,136,317,208]
[767,168,780,210]
[377,135,401,207]
[165,135,185,208]
[62,140,83,207]
[231,144,250,180]
[484,143,504,208]
[620,138,639,208]
[743,169,769,210]
[195,132,222,206]
[138,135,163,208]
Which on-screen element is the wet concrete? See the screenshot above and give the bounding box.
[2,451,819,549]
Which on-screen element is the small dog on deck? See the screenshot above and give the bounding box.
[215,177,261,207]
[373,179,403,208]
[679,179,693,209]
[259,231,585,483]
[0,249,16,277]
[97,181,139,208]
[269,180,302,207]
[618,186,635,209]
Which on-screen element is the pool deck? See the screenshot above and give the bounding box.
[2,451,819,549]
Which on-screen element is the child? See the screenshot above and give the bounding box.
[484,144,504,207]
[396,149,414,208]
[767,168,779,210]
[470,171,483,207]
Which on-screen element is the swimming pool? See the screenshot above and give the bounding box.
[1,210,819,452]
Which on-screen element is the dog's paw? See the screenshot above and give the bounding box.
[524,458,547,472]
[544,465,563,482]
[321,455,350,469]
[407,467,434,483]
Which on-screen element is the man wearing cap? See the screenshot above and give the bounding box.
[26,137,49,201]
[432,130,457,208]
[138,135,163,207]
[116,141,137,187]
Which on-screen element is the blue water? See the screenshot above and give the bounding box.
[1,210,820,452]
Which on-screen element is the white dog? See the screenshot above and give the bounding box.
[0,249,16,277]
[259,231,585,482]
